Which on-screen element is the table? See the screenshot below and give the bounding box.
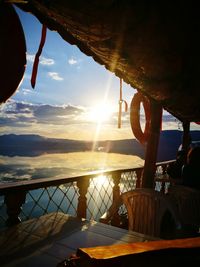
[0,212,157,267]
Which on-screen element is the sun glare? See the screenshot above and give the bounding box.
[94,175,110,187]
[87,103,115,123]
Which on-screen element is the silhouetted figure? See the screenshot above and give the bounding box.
[182,146,200,190]
[167,150,186,181]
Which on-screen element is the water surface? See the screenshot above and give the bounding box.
[0,152,144,183]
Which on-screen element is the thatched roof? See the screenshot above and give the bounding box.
[4,1,200,122]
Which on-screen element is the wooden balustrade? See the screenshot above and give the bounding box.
[0,161,174,228]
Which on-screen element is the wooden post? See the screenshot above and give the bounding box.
[135,169,143,188]
[5,191,26,226]
[77,178,90,219]
[109,171,122,227]
[142,101,162,188]
[99,172,121,226]
[112,171,121,204]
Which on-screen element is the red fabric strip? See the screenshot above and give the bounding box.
[31,25,47,88]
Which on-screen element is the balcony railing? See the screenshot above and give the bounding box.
[0,160,174,229]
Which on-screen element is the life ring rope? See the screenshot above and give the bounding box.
[118,78,128,128]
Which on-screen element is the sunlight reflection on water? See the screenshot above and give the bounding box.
[92,175,112,188]
[0,153,141,226]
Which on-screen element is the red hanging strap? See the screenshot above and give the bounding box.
[118,78,128,128]
[31,24,47,88]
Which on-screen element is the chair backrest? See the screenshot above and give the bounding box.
[169,185,200,226]
[122,188,179,237]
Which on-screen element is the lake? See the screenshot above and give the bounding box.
[0,151,144,183]
[0,152,143,228]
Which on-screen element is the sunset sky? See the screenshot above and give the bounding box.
[1,6,197,141]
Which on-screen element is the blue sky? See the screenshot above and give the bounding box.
[0,6,138,140]
[13,6,134,107]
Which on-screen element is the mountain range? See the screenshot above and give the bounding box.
[0,130,200,161]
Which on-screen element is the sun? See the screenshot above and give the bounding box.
[87,103,115,123]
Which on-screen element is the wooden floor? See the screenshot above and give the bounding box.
[0,212,157,267]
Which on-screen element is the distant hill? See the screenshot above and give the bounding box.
[0,134,90,156]
[0,130,200,161]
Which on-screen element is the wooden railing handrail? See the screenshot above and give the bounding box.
[0,167,142,193]
[0,160,175,194]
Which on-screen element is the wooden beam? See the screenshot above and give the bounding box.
[142,101,162,188]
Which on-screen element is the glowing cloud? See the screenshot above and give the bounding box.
[86,103,115,123]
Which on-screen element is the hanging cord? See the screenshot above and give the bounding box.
[118,78,128,128]
[31,24,47,88]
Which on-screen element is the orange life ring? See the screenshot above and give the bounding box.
[0,3,26,103]
[130,92,151,145]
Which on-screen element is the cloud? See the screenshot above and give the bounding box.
[27,53,54,65]
[0,100,179,128]
[33,104,84,124]
[40,57,55,65]
[68,57,78,65]
[3,100,36,114]
[1,99,193,141]
[26,54,35,62]
[0,100,36,127]
[21,88,32,95]
[0,100,85,128]
[48,72,63,81]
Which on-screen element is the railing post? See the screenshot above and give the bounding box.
[112,171,121,204]
[77,178,90,219]
[108,171,122,226]
[99,172,122,226]
[4,191,26,226]
[135,169,143,188]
